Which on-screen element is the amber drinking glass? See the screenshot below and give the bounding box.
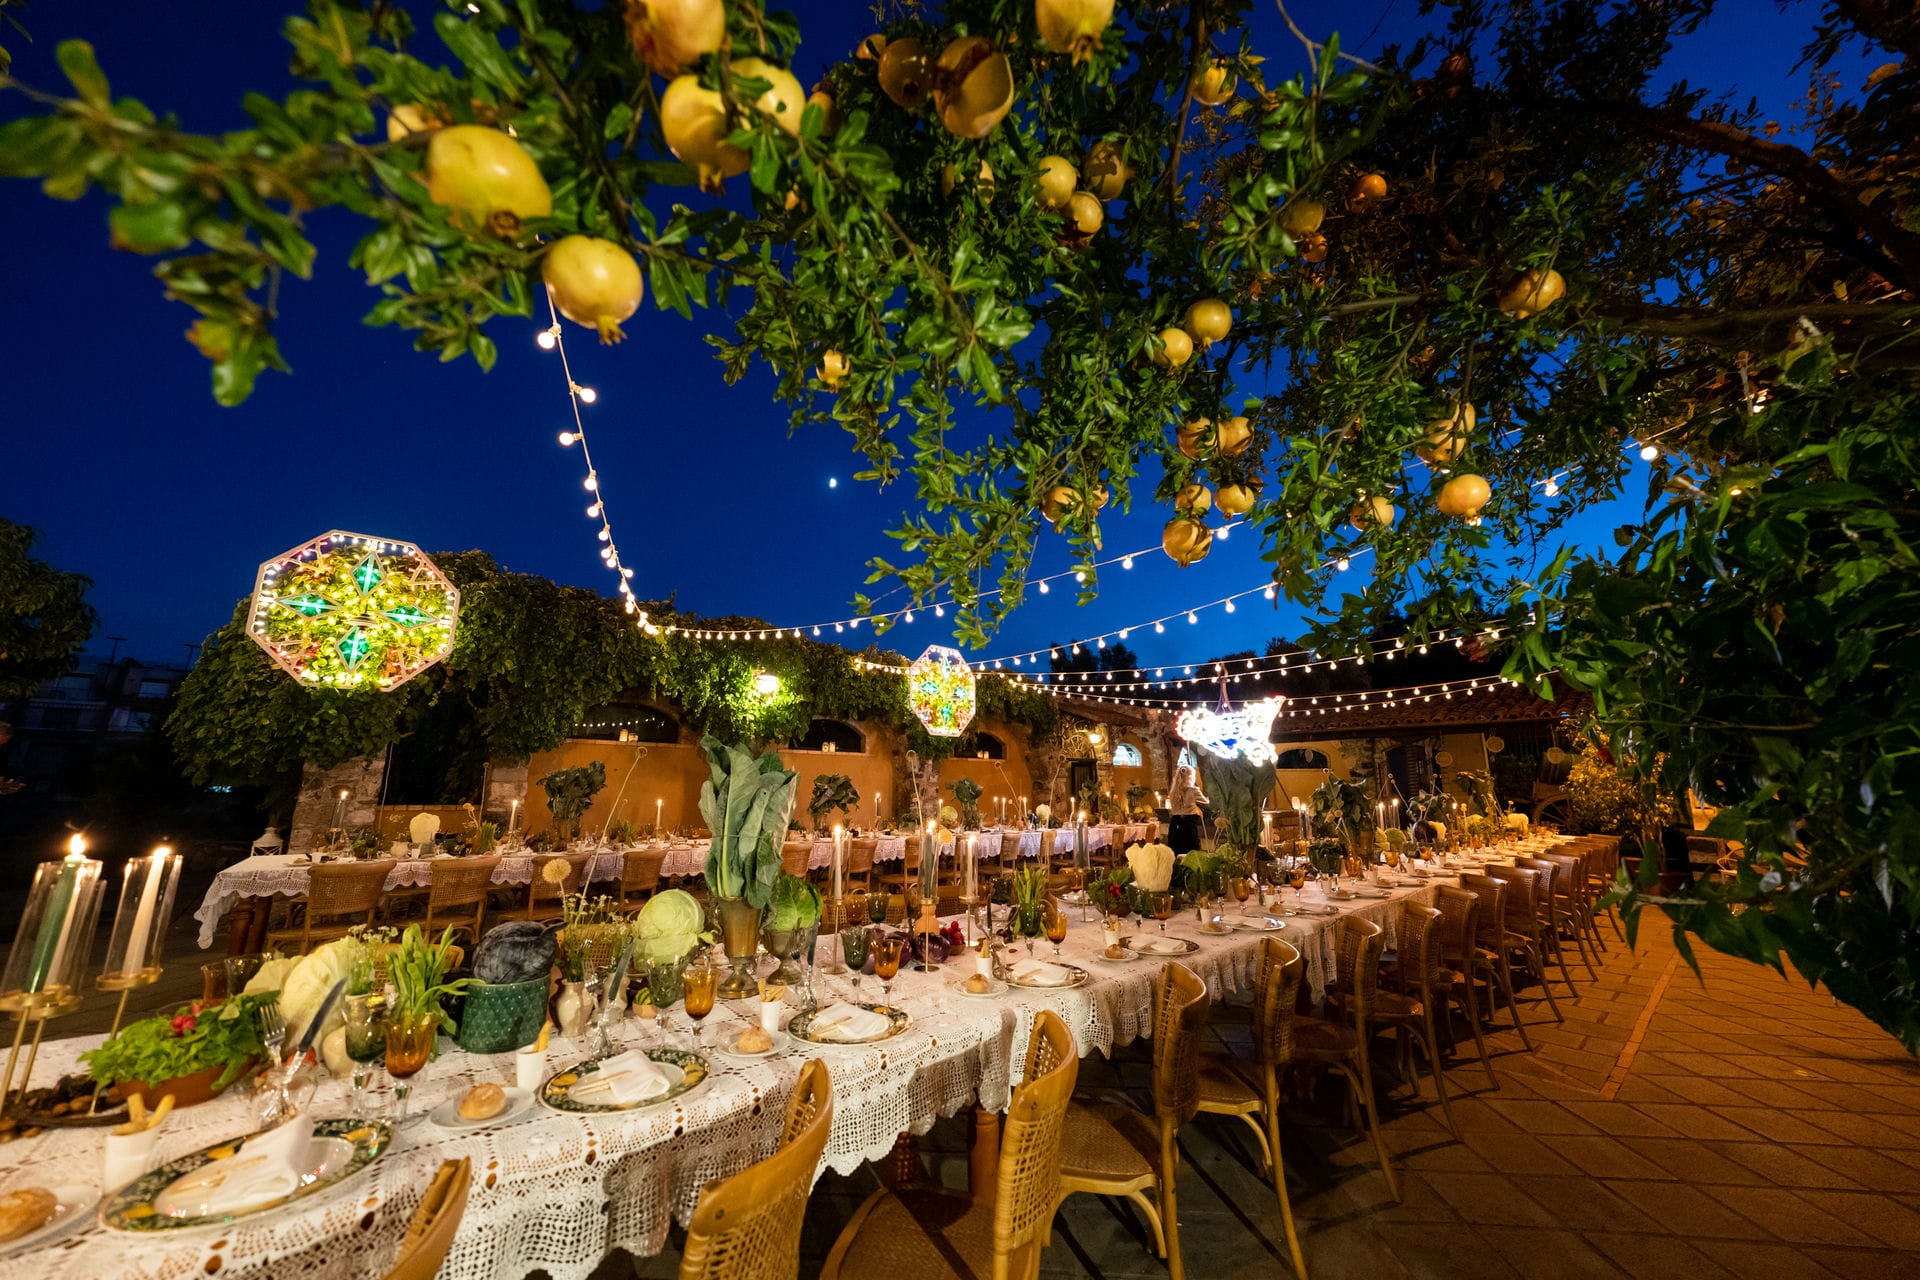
[383,1010,436,1122]
[1150,891,1174,935]
[1384,846,1401,869]
[1043,899,1069,958]
[872,935,904,1011]
[682,962,719,1050]
[1230,876,1253,907]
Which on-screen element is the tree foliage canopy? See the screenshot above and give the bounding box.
[7,1,1920,1044]
[0,517,98,702]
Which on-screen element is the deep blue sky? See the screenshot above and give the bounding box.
[0,1,1843,673]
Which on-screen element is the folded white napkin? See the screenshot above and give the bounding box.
[1135,937,1187,955]
[159,1115,312,1218]
[1009,958,1072,987]
[809,1003,891,1042]
[570,1050,669,1104]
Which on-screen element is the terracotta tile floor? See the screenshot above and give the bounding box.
[607,919,1920,1280]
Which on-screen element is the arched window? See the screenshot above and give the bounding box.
[795,718,865,753]
[969,731,1007,761]
[571,703,679,743]
[1275,747,1330,770]
[1110,743,1143,768]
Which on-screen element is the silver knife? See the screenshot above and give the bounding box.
[287,978,348,1073]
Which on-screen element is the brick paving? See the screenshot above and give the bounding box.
[611,916,1920,1280]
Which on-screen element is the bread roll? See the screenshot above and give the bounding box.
[1104,944,1128,960]
[735,1026,773,1053]
[0,1187,57,1242]
[964,973,993,994]
[458,1082,508,1121]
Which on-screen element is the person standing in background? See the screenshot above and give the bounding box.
[1166,761,1205,855]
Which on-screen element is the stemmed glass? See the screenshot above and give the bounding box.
[383,1010,435,1123]
[867,890,890,927]
[1229,876,1254,917]
[1151,891,1174,935]
[343,993,386,1118]
[872,935,903,1013]
[682,961,718,1051]
[1043,898,1069,958]
[840,925,871,1004]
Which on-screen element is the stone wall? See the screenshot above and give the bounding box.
[288,754,387,854]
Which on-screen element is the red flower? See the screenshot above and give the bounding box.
[170,1012,196,1036]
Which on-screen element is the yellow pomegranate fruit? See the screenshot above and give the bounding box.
[806,87,842,136]
[1437,473,1491,518]
[856,34,887,62]
[543,236,644,344]
[1190,59,1234,106]
[1280,197,1324,237]
[1216,482,1260,516]
[425,126,551,236]
[1496,268,1566,318]
[1350,494,1397,529]
[878,37,932,109]
[1416,402,1475,463]
[623,0,726,78]
[1066,190,1105,238]
[1300,232,1328,264]
[1175,483,1213,516]
[386,103,447,142]
[1037,0,1114,63]
[1184,297,1232,346]
[732,58,806,137]
[1350,171,1388,209]
[1153,327,1194,370]
[1176,418,1211,460]
[1083,139,1132,201]
[941,158,996,198]
[1216,415,1252,455]
[1036,155,1078,209]
[818,349,849,390]
[933,37,1014,138]
[1042,485,1079,526]
[660,74,750,192]
[1162,517,1213,567]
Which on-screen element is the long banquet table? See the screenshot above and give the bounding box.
[17,836,1571,1280]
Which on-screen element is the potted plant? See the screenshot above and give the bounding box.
[630,888,712,1008]
[386,924,470,1064]
[81,992,276,1110]
[809,773,859,832]
[699,736,798,998]
[540,761,607,845]
[762,872,823,992]
[949,778,983,829]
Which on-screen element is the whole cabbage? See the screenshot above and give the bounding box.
[766,873,822,932]
[1125,841,1176,893]
[474,920,559,985]
[633,888,708,963]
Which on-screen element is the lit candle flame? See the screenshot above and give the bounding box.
[66,834,87,858]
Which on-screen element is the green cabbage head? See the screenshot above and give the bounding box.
[633,889,708,963]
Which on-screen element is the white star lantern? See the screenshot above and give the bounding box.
[1176,697,1285,764]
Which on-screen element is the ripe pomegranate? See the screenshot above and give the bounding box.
[1350,494,1397,529]
[1190,59,1234,106]
[1216,415,1252,455]
[1065,191,1105,240]
[818,349,849,389]
[1037,0,1113,63]
[661,74,749,192]
[732,57,805,137]
[1280,198,1324,237]
[1035,155,1077,209]
[1184,298,1231,346]
[623,0,726,78]
[1416,402,1475,463]
[934,37,1014,138]
[1162,517,1213,566]
[543,236,643,343]
[1177,418,1211,459]
[1043,485,1079,526]
[806,87,842,136]
[941,158,996,198]
[1216,482,1260,516]
[1084,139,1132,201]
[1437,473,1491,518]
[1175,483,1213,516]
[878,38,932,109]
[1300,232,1328,264]
[1350,172,1388,209]
[1152,327,1194,370]
[1496,268,1566,318]
[856,34,887,62]
[386,103,447,142]
[425,126,551,236]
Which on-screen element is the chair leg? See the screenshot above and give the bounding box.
[1458,972,1499,1089]
[1494,954,1536,1051]
[1124,1189,1168,1260]
[1264,1079,1309,1280]
[1420,1006,1458,1139]
[1161,1131,1185,1280]
[1527,940,1565,1022]
[1549,926,1583,994]
[1346,1054,1400,1202]
[1567,911,1601,980]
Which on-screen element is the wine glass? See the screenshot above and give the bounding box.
[682,961,718,1051]
[1288,861,1307,907]
[1230,876,1253,915]
[383,1010,436,1123]
[840,925,871,1003]
[867,889,890,927]
[1043,898,1069,958]
[343,993,387,1118]
[1150,891,1174,935]
[872,935,904,1012]
[1384,844,1401,870]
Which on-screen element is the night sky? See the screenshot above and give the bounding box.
[0,2,1849,674]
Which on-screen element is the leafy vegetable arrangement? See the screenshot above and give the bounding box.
[808,774,860,826]
[82,993,276,1091]
[1195,753,1277,849]
[767,873,823,932]
[949,778,983,829]
[630,889,711,964]
[389,925,470,1033]
[699,736,798,907]
[540,762,607,827]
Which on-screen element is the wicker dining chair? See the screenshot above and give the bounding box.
[679,1058,835,1280]
[1515,854,1597,984]
[1362,903,1458,1138]
[843,838,877,896]
[1527,850,1602,977]
[1432,885,1501,1087]
[1480,866,1566,1023]
[1449,873,1535,1052]
[383,1157,471,1280]
[822,1010,1079,1280]
[1293,916,1400,1201]
[1058,963,1211,1280]
[780,840,814,879]
[618,847,669,910]
[526,853,593,922]
[266,860,394,954]
[1196,938,1310,1280]
[424,856,498,947]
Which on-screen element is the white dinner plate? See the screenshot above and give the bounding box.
[429,1086,536,1131]
[1231,916,1288,932]
[714,1029,792,1061]
[951,977,1010,999]
[0,1184,95,1257]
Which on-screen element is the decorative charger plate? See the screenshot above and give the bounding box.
[1123,935,1200,957]
[1007,963,1089,990]
[101,1118,389,1233]
[787,1003,912,1047]
[540,1048,708,1113]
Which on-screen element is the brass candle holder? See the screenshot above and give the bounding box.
[88,967,164,1114]
[0,987,85,1113]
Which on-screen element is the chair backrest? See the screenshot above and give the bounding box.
[428,856,498,908]
[1333,915,1385,1024]
[1153,962,1212,1126]
[997,1010,1079,1280]
[1252,937,1304,1071]
[1484,865,1542,931]
[1434,884,1480,967]
[384,1157,471,1280]
[680,1059,834,1280]
[530,854,588,904]
[780,841,813,878]
[845,839,877,882]
[622,848,667,896]
[1456,873,1508,948]
[1534,851,1585,903]
[1398,904,1443,1000]
[310,860,394,921]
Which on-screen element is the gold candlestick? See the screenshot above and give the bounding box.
[0,988,84,1112]
[85,968,163,1113]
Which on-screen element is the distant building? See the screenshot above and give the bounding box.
[2,656,189,799]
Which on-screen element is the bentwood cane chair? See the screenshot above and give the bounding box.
[1294,916,1400,1201]
[823,1010,1079,1280]
[1363,903,1458,1138]
[679,1058,835,1280]
[1058,963,1211,1280]
[618,847,669,910]
[424,856,498,947]
[383,1157,471,1280]
[1480,866,1566,1023]
[1452,874,1535,1052]
[266,860,394,954]
[1197,937,1311,1280]
[1431,885,1499,1088]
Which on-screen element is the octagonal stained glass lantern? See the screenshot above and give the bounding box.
[1176,697,1285,765]
[246,530,459,690]
[907,644,976,738]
